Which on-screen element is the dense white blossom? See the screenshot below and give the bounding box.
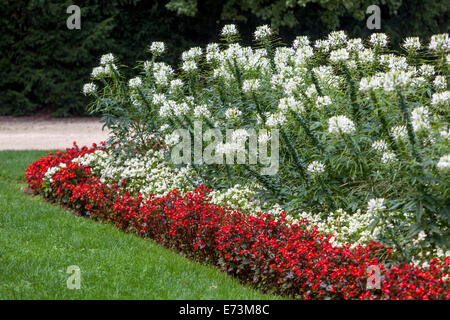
[431,91,450,106]
[411,106,430,132]
[372,140,388,152]
[100,53,115,65]
[254,25,272,40]
[221,24,238,37]
[391,125,408,141]
[128,77,142,88]
[242,79,260,93]
[437,154,450,173]
[429,33,450,51]
[369,33,388,47]
[403,37,421,50]
[82,83,97,95]
[149,41,165,55]
[193,104,211,118]
[328,115,355,135]
[225,107,242,120]
[367,198,386,215]
[307,161,325,175]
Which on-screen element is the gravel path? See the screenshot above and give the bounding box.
[0,116,109,150]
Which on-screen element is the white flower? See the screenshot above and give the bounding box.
[403,37,421,50]
[381,152,397,164]
[242,79,260,93]
[391,125,408,141]
[225,107,242,120]
[159,124,170,132]
[128,77,142,88]
[254,25,272,40]
[91,66,105,78]
[346,38,365,52]
[316,96,332,108]
[367,198,386,215]
[278,96,304,113]
[314,39,330,52]
[82,83,96,95]
[293,36,309,49]
[372,140,388,152]
[411,106,430,132]
[328,115,355,135]
[258,131,271,144]
[327,31,348,48]
[330,48,349,62]
[149,41,165,55]
[182,47,202,61]
[193,104,211,118]
[100,53,115,65]
[369,33,388,47]
[206,43,221,63]
[265,112,287,128]
[221,24,238,37]
[173,102,190,117]
[152,93,166,105]
[437,154,450,173]
[417,231,427,241]
[429,33,450,51]
[164,132,180,146]
[433,76,447,90]
[169,79,184,92]
[431,91,450,106]
[182,60,197,72]
[419,65,435,77]
[307,161,325,175]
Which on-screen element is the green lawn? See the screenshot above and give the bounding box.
[0,150,280,300]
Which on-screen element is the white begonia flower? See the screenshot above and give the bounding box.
[293,36,309,49]
[330,48,349,62]
[265,112,287,128]
[367,198,386,215]
[316,96,332,108]
[82,83,96,96]
[372,140,388,153]
[437,154,450,173]
[328,115,356,135]
[403,37,421,51]
[369,33,389,47]
[182,60,197,72]
[391,125,408,141]
[381,151,397,164]
[242,79,260,93]
[411,106,430,132]
[149,41,165,55]
[225,107,242,120]
[429,33,450,52]
[221,24,238,37]
[431,91,450,106]
[193,104,211,118]
[307,161,325,175]
[254,25,272,40]
[100,53,115,65]
[128,77,142,88]
[433,76,446,90]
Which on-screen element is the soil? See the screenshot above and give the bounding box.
[0,115,109,150]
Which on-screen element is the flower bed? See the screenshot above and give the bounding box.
[25,143,449,300]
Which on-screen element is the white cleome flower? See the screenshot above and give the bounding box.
[433,76,447,90]
[82,83,96,95]
[429,33,450,52]
[149,41,165,55]
[128,77,142,88]
[328,115,356,135]
[316,96,332,108]
[369,33,389,47]
[242,79,260,93]
[411,106,430,132]
[225,107,242,120]
[307,161,325,175]
[100,53,115,65]
[182,47,202,61]
[221,24,238,37]
[437,154,450,173]
[403,37,421,51]
[193,104,211,118]
[265,112,287,128]
[329,48,349,62]
[372,140,388,152]
[254,25,272,41]
[293,36,310,49]
[381,151,397,164]
[367,198,386,215]
[431,91,450,106]
[182,60,197,72]
[391,125,408,141]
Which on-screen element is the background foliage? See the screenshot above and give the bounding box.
[1,0,448,116]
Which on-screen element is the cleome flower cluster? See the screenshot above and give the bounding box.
[25,143,449,300]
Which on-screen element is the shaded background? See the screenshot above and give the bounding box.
[1,0,449,117]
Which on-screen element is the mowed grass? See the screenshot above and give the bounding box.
[0,150,281,300]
